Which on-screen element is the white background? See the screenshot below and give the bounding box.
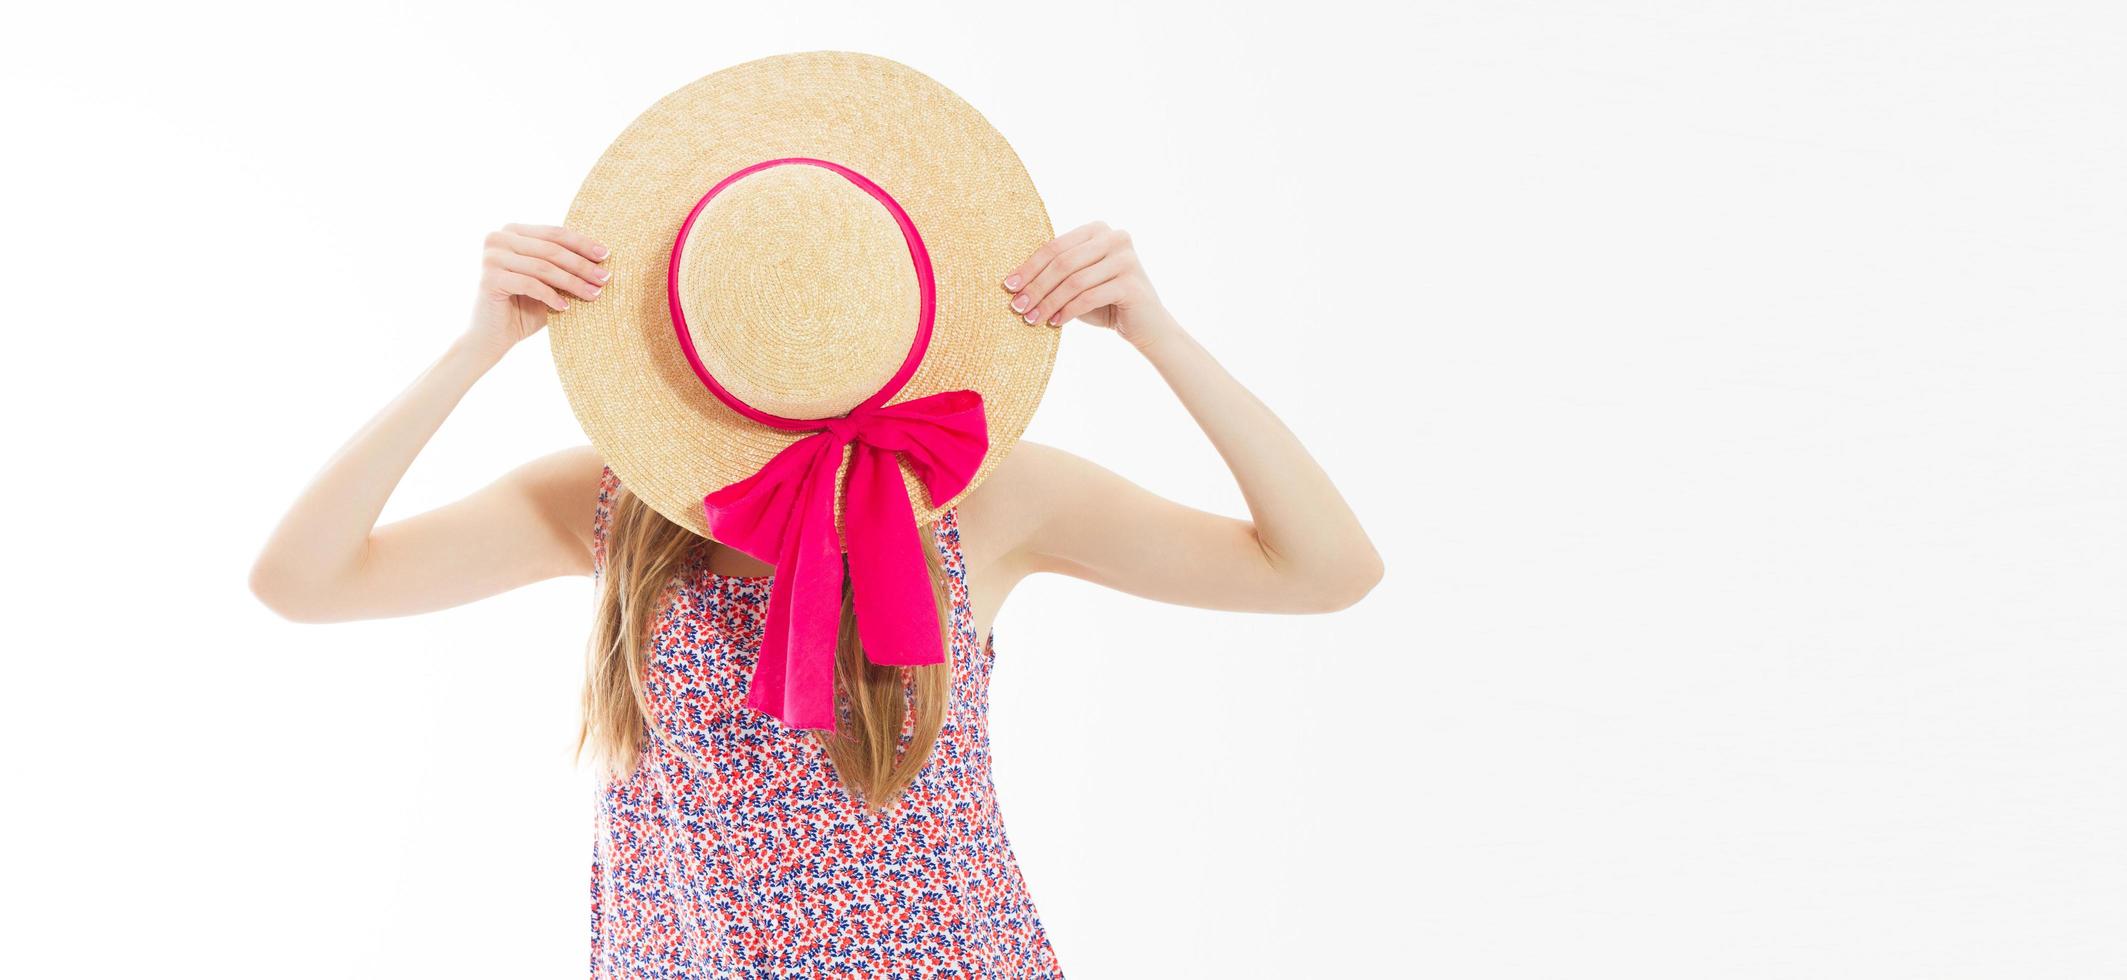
[4,2,2123,977]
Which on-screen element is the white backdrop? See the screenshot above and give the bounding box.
[5,2,2123,977]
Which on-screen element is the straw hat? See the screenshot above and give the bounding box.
[548,50,1056,542]
[547,51,1056,730]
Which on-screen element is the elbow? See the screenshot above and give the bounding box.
[1303,548,1384,613]
[1337,555,1386,611]
[247,562,303,621]
[1258,529,1384,613]
[248,558,334,624]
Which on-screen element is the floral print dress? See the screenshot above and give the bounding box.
[587,464,1064,978]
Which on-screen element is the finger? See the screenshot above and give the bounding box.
[493,270,569,312]
[1016,239,1110,323]
[493,250,603,301]
[1050,279,1128,328]
[503,222,610,262]
[1003,221,1106,294]
[503,231,610,287]
[1029,255,1126,327]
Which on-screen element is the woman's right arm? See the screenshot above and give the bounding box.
[247,223,612,624]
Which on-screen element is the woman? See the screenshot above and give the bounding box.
[248,217,1383,975]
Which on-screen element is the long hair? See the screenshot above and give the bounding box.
[574,479,953,812]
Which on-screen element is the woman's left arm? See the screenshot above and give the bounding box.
[981,221,1383,613]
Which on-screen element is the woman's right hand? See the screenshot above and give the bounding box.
[463,223,611,354]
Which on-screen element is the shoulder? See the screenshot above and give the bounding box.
[970,438,1131,511]
[958,438,1068,526]
[507,444,609,566]
[953,438,1111,571]
[519,443,608,502]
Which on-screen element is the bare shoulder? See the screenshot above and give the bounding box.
[952,438,1106,573]
[976,438,1134,503]
[510,443,608,573]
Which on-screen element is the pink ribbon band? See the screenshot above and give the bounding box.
[668,157,938,428]
[668,158,987,733]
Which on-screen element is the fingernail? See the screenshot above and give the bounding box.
[588,285,602,297]
[1011,293,1029,313]
[593,268,611,283]
[1023,312,1037,324]
[592,245,610,260]
[1003,274,1022,291]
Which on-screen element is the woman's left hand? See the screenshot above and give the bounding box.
[1002,221,1174,349]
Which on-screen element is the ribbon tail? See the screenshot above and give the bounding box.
[745,546,796,723]
[708,435,849,732]
[845,444,948,668]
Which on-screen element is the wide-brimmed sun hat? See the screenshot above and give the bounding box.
[548,51,1058,732]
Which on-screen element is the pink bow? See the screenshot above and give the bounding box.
[701,389,988,732]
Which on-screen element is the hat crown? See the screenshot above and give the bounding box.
[673,163,920,419]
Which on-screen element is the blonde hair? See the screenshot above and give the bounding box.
[574,479,953,812]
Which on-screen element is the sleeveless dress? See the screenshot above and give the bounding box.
[587,464,1065,979]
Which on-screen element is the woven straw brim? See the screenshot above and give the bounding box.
[548,51,1057,543]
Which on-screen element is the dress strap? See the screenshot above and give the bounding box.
[591,464,621,580]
